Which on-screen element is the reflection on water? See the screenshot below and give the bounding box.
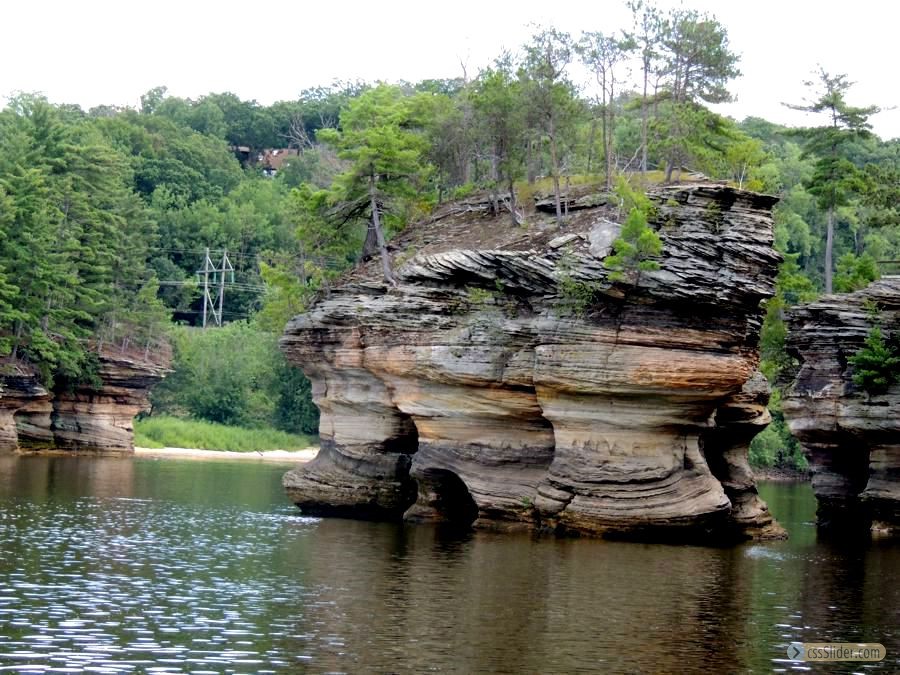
[0,457,896,673]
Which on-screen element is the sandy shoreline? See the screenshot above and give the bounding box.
[134,446,319,462]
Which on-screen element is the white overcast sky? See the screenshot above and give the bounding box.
[3,0,899,139]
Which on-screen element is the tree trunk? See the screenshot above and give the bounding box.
[362,222,379,260]
[601,96,610,191]
[490,151,500,215]
[665,158,675,183]
[527,138,537,184]
[369,175,395,285]
[640,60,649,174]
[10,319,23,361]
[825,206,835,294]
[508,177,518,227]
[605,86,615,191]
[586,115,597,174]
[549,119,563,228]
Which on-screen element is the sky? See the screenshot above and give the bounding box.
[3,0,899,139]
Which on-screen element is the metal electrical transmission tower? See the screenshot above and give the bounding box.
[198,248,235,328]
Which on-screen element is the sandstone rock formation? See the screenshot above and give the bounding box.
[0,362,49,452]
[10,347,171,454]
[282,184,785,542]
[783,277,900,536]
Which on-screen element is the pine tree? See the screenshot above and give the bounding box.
[318,85,428,284]
[786,70,879,294]
[850,325,900,394]
[604,179,662,283]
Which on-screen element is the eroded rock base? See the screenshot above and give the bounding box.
[4,349,170,455]
[783,278,900,537]
[282,184,786,544]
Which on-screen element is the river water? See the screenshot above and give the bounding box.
[0,455,896,674]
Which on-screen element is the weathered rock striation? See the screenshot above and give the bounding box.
[782,277,900,536]
[282,184,786,542]
[0,362,49,452]
[11,347,171,454]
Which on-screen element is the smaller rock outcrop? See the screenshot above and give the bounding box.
[0,362,49,452]
[783,277,900,536]
[13,346,171,454]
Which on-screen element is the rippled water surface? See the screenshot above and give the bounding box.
[0,455,897,673]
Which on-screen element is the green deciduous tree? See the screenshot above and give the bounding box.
[834,252,879,292]
[149,321,318,434]
[724,136,766,190]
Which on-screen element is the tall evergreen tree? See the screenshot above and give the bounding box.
[657,9,740,181]
[577,30,633,188]
[521,27,577,227]
[787,70,879,293]
[318,85,429,284]
[472,60,526,224]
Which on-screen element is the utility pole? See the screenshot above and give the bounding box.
[216,249,234,325]
[200,247,212,329]
[197,248,234,328]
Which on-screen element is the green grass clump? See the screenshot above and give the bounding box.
[134,415,317,452]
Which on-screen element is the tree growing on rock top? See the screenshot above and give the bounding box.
[471,57,527,225]
[654,9,741,183]
[786,70,880,294]
[604,178,662,284]
[520,26,579,228]
[318,85,429,285]
[577,30,634,190]
[849,303,900,395]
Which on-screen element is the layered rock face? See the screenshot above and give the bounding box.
[282,184,785,542]
[13,348,171,454]
[0,362,49,452]
[783,278,900,536]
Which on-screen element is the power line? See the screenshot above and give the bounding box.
[156,280,266,292]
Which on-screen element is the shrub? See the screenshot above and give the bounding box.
[604,178,662,284]
[149,321,319,434]
[557,274,602,315]
[850,324,900,395]
[466,286,494,304]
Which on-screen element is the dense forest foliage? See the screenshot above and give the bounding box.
[1,1,898,462]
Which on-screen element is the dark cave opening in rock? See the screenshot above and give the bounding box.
[422,469,479,527]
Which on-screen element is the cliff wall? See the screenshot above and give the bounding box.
[783,277,900,536]
[0,362,49,452]
[281,184,785,542]
[3,347,170,454]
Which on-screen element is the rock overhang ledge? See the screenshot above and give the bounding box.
[281,183,786,543]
